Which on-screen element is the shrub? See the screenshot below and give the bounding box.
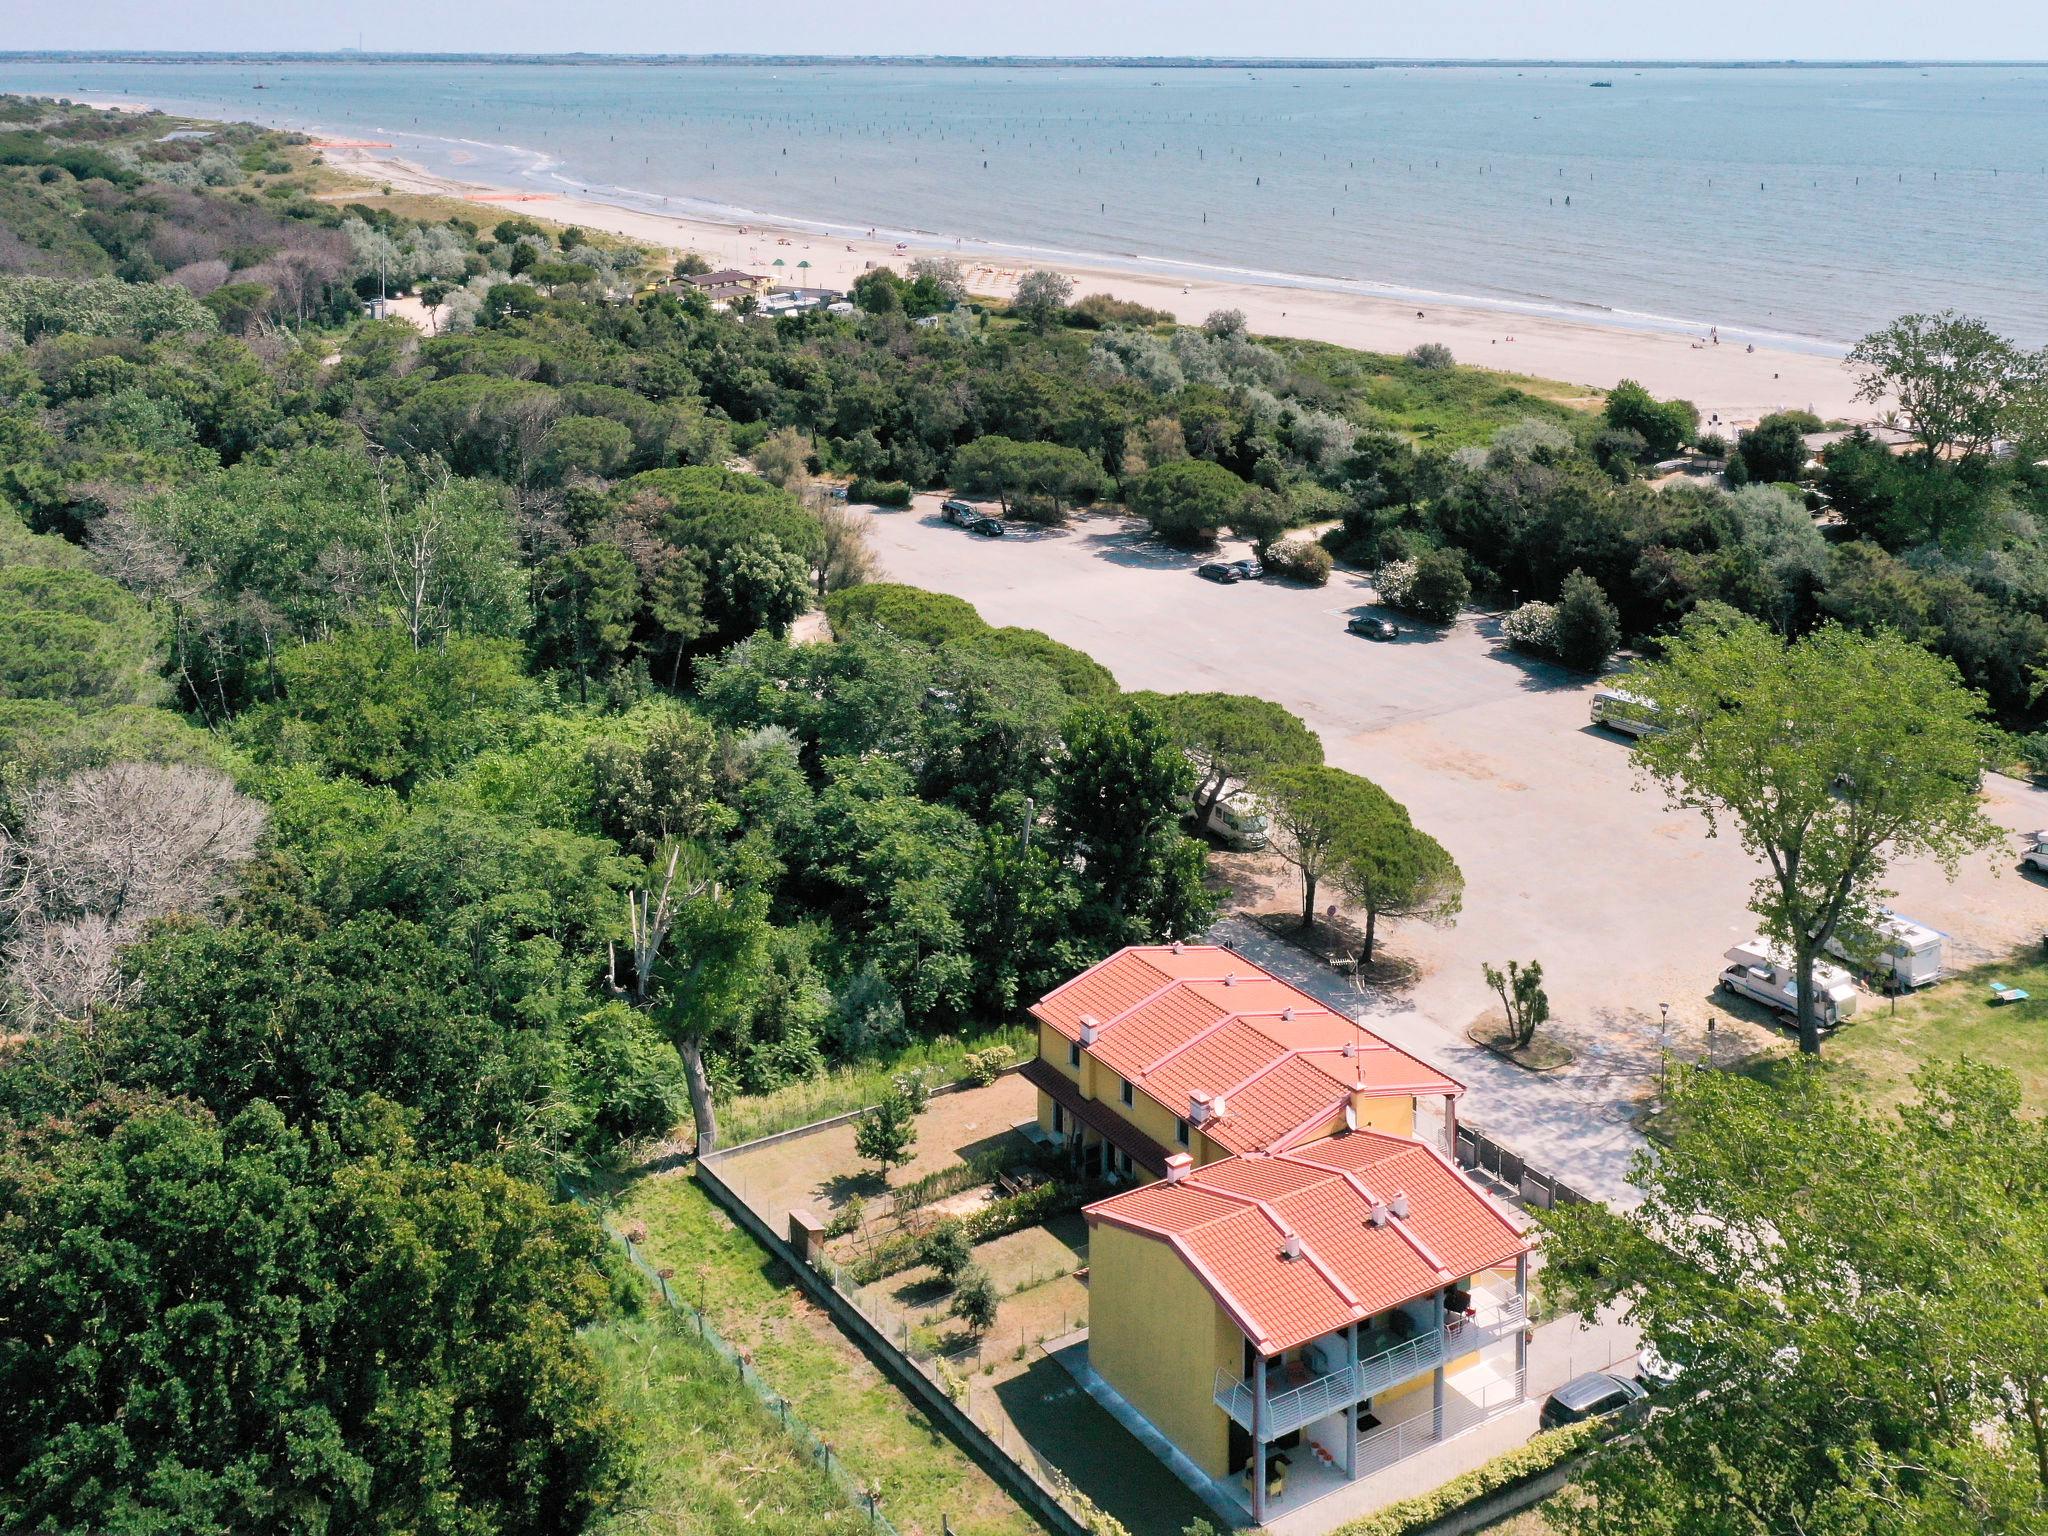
[961,1046,1012,1087]
[1379,549,1468,625]
[1550,569,1621,671]
[848,476,913,508]
[1604,378,1698,459]
[1066,293,1173,329]
[920,1219,973,1281]
[1501,600,1558,656]
[1262,539,1332,586]
[824,1195,865,1240]
[2019,732,2048,781]
[824,584,986,648]
[1737,413,1811,485]
[1404,342,1455,370]
[950,1264,999,1330]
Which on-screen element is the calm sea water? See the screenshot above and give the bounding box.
[6,59,2047,347]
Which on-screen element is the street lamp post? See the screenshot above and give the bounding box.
[1658,1002,1671,1097]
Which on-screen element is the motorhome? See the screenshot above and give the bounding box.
[1824,909,1945,989]
[1589,688,1664,738]
[2023,831,2048,874]
[1719,938,1859,1028]
[1177,789,1269,850]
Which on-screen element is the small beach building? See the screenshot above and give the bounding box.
[1028,946,1532,1526]
[678,268,772,303]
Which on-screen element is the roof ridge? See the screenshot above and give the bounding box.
[1274,1148,1457,1281]
[1187,1170,1366,1321]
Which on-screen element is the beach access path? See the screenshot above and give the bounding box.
[859,498,2048,1192]
[320,143,1867,431]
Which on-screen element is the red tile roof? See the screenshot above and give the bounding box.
[1032,946,1463,1158]
[1085,1129,1529,1356]
[1020,1057,1172,1176]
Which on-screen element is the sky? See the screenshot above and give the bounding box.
[1,0,2043,61]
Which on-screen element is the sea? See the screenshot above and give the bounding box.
[5,58,2047,349]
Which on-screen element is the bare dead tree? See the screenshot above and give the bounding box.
[804,485,877,599]
[606,844,723,1157]
[1,763,268,1029]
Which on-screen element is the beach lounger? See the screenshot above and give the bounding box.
[1990,981,2030,1005]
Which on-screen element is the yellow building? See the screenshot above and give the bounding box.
[1027,946,1532,1526]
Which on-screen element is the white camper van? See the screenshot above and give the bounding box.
[1825,909,1945,990]
[2023,831,2048,874]
[1719,938,1859,1029]
[1179,791,1269,851]
[1589,688,1664,738]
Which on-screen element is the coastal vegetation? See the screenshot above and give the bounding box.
[1,92,2045,1535]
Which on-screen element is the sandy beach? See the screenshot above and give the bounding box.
[322,141,1865,430]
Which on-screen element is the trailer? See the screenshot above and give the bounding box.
[1719,938,1859,1029]
[1825,908,1946,990]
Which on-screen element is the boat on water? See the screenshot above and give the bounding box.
[1590,81,1613,88]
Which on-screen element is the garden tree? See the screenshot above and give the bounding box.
[855,1084,919,1179]
[1736,411,1811,485]
[1259,765,1387,929]
[1399,547,1471,625]
[1848,309,2043,465]
[1603,378,1699,459]
[950,1264,1000,1331]
[1127,457,1252,544]
[0,1096,632,1536]
[1051,702,1214,941]
[1329,798,1463,962]
[1012,268,1074,332]
[539,413,634,483]
[750,425,813,488]
[587,705,724,861]
[0,762,267,1027]
[804,484,877,597]
[1541,1062,2048,1536]
[920,1218,973,1280]
[532,542,638,699]
[1626,612,2001,1055]
[1548,568,1621,672]
[1480,958,1548,1048]
[1132,690,1323,830]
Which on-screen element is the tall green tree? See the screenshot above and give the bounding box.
[1051,702,1212,941]
[1133,690,1323,830]
[1330,796,1463,961]
[533,543,638,700]
[1848,309,2040,465]
[1259,765,1399,930]
[1542,1061,2048,1536]
[1625,612,2000,1054]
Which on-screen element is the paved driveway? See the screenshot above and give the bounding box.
[862,499,2048,1187]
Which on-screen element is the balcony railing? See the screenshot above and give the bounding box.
[1211,1291,1526,1440]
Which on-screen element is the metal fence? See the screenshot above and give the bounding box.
[596,1209,904,1536]
[1454,1126,1595,1210]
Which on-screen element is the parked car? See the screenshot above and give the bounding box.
[1229,557,1264,581]
[1197,562,1243,584]
[2023,830,2048,874]
[1539,1372,1647,1430]
[1635,1342,1686,1393]
[942,499,1004,536]
[1346,615,1399,641]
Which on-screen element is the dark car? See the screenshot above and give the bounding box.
[1539,1372,1647,1431]
[967,516,1005,537]
[1198,562,1243,584]
[1347,615,1400,641]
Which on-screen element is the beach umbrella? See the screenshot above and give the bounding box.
[797,259,811,269]
[772,257,786,267]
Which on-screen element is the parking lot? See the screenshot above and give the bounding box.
[861,495,2048,1091]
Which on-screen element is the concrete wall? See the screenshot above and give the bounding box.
[1087,1221,1241,1478]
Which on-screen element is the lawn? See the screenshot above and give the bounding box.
[589,1312,872,1536]
[607,1164,1040,1536]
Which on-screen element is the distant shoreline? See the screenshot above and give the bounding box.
[4,51,2044,70]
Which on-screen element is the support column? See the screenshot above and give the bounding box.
[1443,1093,1459,1161]
[1342,1322,1359,1479]
[1514,1252,1530,1400]
[1431,1290,1447,1439]
[1251,1351,1268,1523]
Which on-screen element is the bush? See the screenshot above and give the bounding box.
[848,476,913,508]
[1550,569,1621,671]
[950,1264,999,1330]
[1127,458,1251,545]
[1326,1420,1602,1536]
[1262,538,1332,586]
[1066,293,1173,329]
[2019,731,2048,782]
[1378,549,1468,625]
[920,1219,973,1281]
[824,1195,865,1240]
[1604,378,1698,459]
[961,1046,1012,1087]
[1404,342,1455,370]
[1737,413,1811,485]
[824,584,986,648]
[1501,600,1558,656]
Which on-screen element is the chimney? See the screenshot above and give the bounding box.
[1368,1201,1390,1227]
[1281,1233,1303,1261]
[1342,1039,1356,1059]
[1164,1153,1192,1184]
[1188,1090,1211,1124]
[1281,1006,1295,1022]
[1078,1014,1100,1046]
[1391,1191,1411,1219]
[1223,972,1237,987]
[1171,940,1184,954]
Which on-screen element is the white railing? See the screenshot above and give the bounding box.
[1211,1291,1527,1438]
[1353,1368,1526,1480]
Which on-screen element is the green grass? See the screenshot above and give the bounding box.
[710,1027,1031,1147]
[607,1166,1039,1536]
[1267,338,1597,449]
[590,1312,873,1536]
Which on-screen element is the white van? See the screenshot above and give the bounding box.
[1589,688,1664,738]
[1719,938,1859,1029]
[1180,791,1269,851]
[1825,909,1945,990]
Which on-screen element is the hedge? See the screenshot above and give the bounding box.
[1326,1419,1602,1536]
[844,1177,1094,1286]
[850,476,913,507]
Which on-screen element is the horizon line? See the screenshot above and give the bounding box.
[4,49,2047,68]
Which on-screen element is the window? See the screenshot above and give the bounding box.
[1052,1104,1065,1135]
[1116,1149,1133,1177]
[1120,1078,1134,1108]
[1176,1118,1190,1147]
[1068,1041,1081,1069]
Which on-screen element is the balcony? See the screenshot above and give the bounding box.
[1211,1291,1525,1441]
